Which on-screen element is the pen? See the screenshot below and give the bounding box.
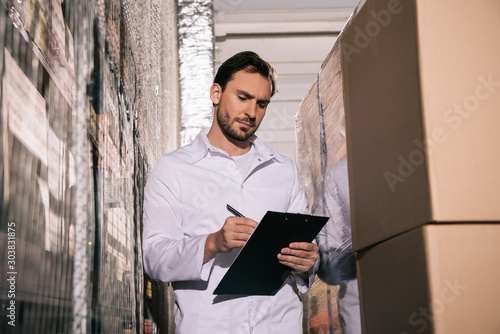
[226,204,245,218]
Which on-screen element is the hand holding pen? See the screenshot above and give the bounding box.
[203,204,258,263]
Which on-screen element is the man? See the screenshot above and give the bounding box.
[142,51,319,333]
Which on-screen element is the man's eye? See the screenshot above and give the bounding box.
[258,103,267,109]
[238,96,247,101]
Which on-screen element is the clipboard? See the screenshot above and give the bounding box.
[213,211,329,296]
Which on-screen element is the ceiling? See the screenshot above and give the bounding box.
[213,0,359,11]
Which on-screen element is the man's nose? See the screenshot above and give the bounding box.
[244,101,257,119]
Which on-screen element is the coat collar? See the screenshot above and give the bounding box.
[190,128,285,165]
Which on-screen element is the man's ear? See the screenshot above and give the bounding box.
[210,83,221,105]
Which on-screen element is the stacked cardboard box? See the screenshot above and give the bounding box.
[340,0,500,332]
[356,224,500,333]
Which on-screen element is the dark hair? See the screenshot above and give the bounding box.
[214,51,277,97]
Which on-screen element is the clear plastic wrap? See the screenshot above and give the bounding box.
[0,1,180,333]
[295,2,367,333]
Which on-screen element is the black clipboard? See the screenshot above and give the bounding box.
[213,211,329,296]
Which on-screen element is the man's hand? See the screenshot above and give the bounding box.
[277,242,319,277]
[204,217,258,263]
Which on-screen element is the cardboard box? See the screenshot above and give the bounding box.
[357,224,500,334]
[341,0,500,250]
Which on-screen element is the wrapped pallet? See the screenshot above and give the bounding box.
[296,4,366,330]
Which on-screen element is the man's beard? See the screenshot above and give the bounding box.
[216,104,258,142]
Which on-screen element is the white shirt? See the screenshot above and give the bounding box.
[142,128,313,334]
[232,144,255,178]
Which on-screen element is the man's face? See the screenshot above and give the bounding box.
[213,70,272,142]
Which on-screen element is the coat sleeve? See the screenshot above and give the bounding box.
[142,158,214,282]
